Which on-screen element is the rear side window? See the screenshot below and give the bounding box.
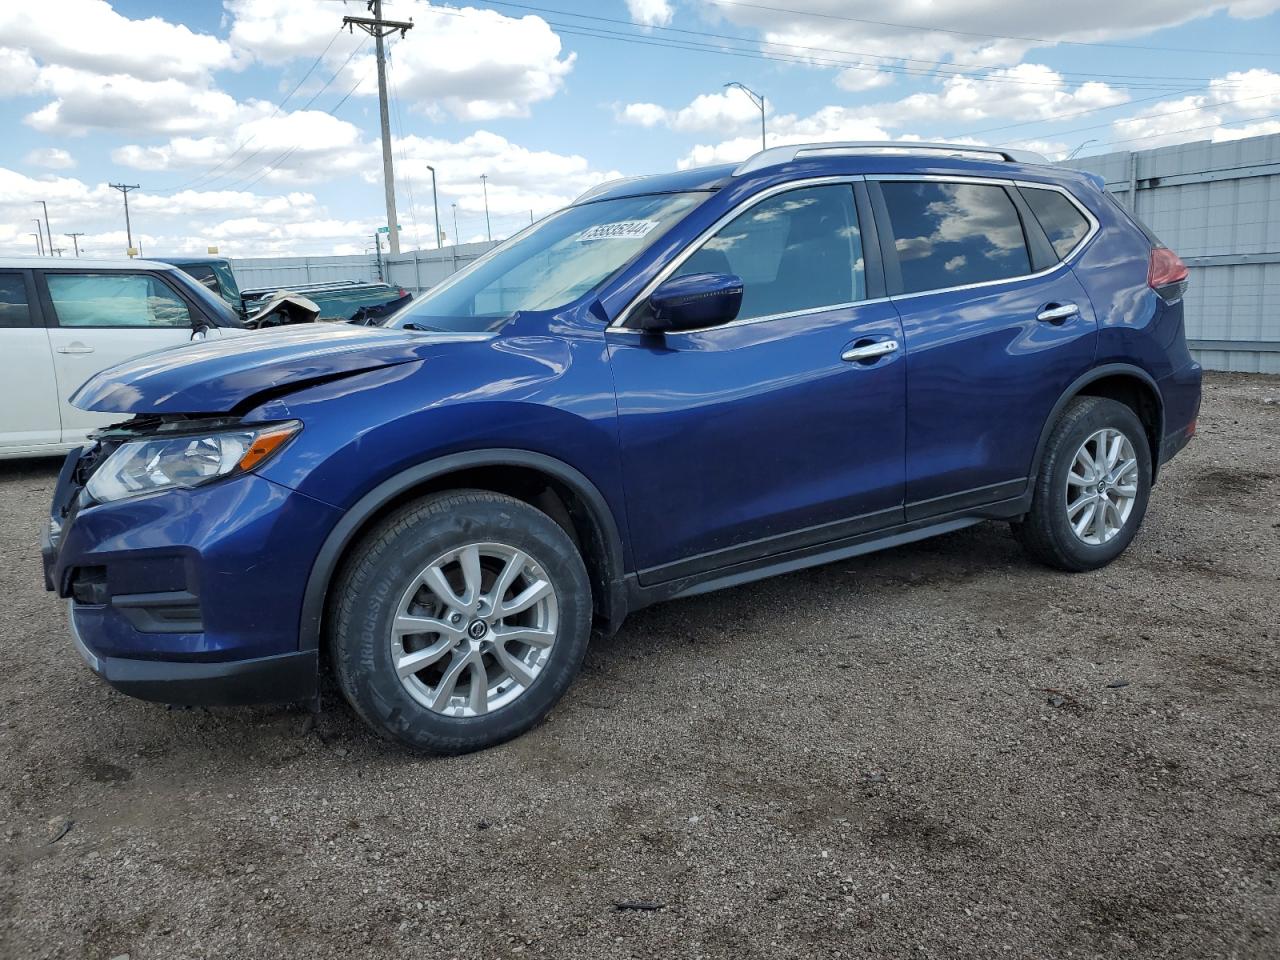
[46,273,195,329]
[673,184,865,321]
[1020,186,1090,260]
[879,181,1031,295]
[0,273,32,329]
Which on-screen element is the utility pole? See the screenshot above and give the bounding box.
[725,81,766,151]
[65,232,84,257]
[32,220,44,256]
[426,164,441,249]
[109,183,140,255]
[51,246,65,257]
[344,1,413,256]
[480,174,492,241]
[36,201,52,257]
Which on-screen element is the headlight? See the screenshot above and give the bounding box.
[85,421,301,504]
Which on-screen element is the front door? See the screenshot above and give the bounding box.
[872,177,1099,518]
[607,181,906,583]
[39,270,203,443]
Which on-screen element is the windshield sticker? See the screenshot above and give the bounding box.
[576,220,659,242]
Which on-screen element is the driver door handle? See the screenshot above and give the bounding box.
[56,343,94,355]
[842,339,899,362]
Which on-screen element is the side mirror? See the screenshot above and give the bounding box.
[639,272,743,333]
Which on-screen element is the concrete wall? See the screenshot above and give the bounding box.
[1066,134,1280,374]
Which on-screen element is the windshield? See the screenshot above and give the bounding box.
[385,191,707,333]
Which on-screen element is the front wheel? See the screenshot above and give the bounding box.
[1014,396,1152,572]
[328,490,592,754]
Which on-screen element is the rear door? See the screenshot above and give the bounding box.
[870,176,1099,518]
[39,270,203,443]
[0,269,62,452]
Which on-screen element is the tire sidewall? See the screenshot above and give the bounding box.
[332,496,591,753]
[1042,400,1152,569]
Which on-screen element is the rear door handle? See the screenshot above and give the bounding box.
[1036,303,1079,323]
[56,344,94,355]
[842,339,900,363]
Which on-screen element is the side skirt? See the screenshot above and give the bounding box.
[625,493,1029,611]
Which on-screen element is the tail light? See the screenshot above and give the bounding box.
[1148,246,1188,301]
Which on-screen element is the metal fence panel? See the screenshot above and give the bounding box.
[1067,133,1280,373]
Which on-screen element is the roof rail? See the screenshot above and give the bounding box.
[732,141,1047,176]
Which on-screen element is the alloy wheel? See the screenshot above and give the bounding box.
[390,542,559,717]
[1065,428,1139,546]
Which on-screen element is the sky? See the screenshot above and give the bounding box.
[1,0,1279,258]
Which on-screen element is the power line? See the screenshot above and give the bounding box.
[162,28,346,193]
[998,91,1280,147]
[159,37,367,196]
[1099,111,1280,150]
[386,44,422,250]
[701,0,1280,58]
[479,1,1249,88]
[438,9,1241,93]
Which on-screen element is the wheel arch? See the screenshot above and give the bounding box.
[1031,364,1165,486]
[299,449,628,653]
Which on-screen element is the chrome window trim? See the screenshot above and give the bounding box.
[610,175,872,332]
[868,174,1101,302]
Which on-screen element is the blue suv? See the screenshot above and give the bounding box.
[43,142,1201,753]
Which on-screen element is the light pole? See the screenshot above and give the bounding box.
[1064,138,1100,161]
[725,81,766,151]
[30,233,41,256]
[36,201,52,257]
[32,220,44,256]
[426,164,441,249]
[480,174,492,241]
[451,203,459,244]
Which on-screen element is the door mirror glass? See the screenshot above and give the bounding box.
[641,273,743,332]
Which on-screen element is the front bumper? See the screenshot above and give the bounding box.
[45,446,341,706]
[69,602,318,706]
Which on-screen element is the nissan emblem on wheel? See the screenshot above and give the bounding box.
[42,141,1200,754]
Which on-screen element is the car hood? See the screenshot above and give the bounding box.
[71,324,480,414]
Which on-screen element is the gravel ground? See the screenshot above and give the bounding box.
[1,371,1278,960]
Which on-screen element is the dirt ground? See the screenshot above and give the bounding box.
[1,371,1277,960]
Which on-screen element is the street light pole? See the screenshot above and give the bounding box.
[480,174,492,241]
[30,233,41,256]
[724,81,766,151]
[451,203,459,244]
[426,164,441,249]
[32,220,44,256]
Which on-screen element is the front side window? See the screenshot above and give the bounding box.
[1020,186,1091,260]
[46,273,194,328]
[880,181,1031,295]
[388,191,706,333]
[0,273,32,329]
[671,184,864,322]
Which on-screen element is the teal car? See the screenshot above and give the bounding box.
[157,256,409,323]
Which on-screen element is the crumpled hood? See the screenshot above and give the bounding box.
[71,324,457,414]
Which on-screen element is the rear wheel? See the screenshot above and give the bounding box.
[1014,396,1152,572]
[329,490,591,753]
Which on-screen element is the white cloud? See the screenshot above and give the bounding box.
[619,91,765,132]
[678,108,894,168]
[626,0,675,27]
[835,68,894,93]
[113,110,374,186]
[0,0,233,83]
[706,0,1280,73]
[228,0,575,120]
[1107,68,1280,149]
[25,148,75,170]
[0,48,40,95]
